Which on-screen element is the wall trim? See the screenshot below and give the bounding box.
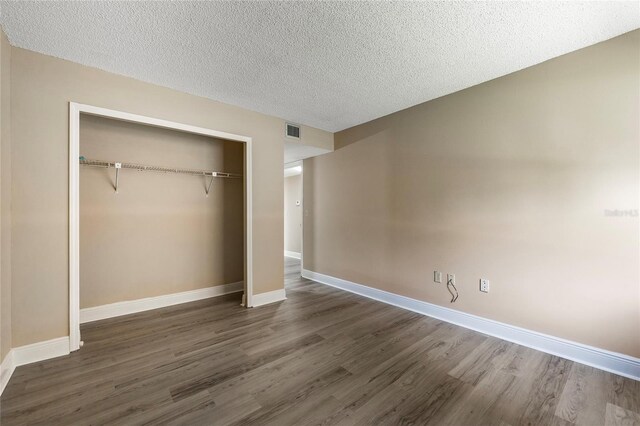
[0,350,15,396]
[1,337,70,396]
[302,269,640,381]
[284,250,301,259]
[12,336,70,366]
[80,281,244,324]
[252,289,287,307]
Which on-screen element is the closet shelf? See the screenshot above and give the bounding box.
[79,158,242,195]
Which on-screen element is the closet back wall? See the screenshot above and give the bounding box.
[80,115,244,308]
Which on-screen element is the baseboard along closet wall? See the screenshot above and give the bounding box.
[79,114,245,319]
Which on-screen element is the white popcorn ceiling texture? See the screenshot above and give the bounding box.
[0,1,638,132]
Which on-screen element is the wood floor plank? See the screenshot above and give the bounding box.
[605,402,640,426]
[516,355,572,425]
[555,363,608,425]
[169,333,325,401]
[228,367,353,426]
[205,333,356,402]
[609,375,640,414]
[0,257,636,425]
[448,337,515,385]
[124,390,216,426]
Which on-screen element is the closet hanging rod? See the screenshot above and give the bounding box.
[79,158,242,179]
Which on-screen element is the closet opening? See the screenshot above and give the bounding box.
[69,103,253,352]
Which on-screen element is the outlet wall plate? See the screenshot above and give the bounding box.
[480,279,490,293]
[447,273,455,285]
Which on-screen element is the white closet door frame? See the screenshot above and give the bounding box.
[69,102,253,352]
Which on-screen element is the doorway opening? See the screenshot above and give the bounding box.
[284,162,302,280]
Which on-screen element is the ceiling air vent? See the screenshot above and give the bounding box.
[286,123,301,140]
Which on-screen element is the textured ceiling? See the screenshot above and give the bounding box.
[1,1,638,132]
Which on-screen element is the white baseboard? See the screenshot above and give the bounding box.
[1,282,245,396]
[302,269,640,381]
[1,336,70,396]
[13,336,70,366]
[80,281,244,324]
[284,250,301,259]
[252,289,287,307]
[0,350,15,395]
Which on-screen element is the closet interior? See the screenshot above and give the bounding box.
[78,114,245,323]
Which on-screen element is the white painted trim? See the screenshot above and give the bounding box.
[69,102,253,349]
[302,269,640,381]
[0,350,15,396]
[69,102,80,352]
[12,337,70,367]
[245,137,253,308]
[252,289,287,307]
[299,163,304,268]
[0,337,71,396]
[80,282,244,323]
[74,104,252,143]
[284,250,301,259]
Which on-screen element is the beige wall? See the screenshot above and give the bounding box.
[9,47,332,347]
[79,115,243,308]
[0,30,11,361]
[304,30,640,357]
[284,174,302,254]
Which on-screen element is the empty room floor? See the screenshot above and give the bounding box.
[1,258,638,425]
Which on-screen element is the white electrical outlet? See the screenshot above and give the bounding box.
[434,271,442,283]
[447,273,455,285]
[480,279,490,293]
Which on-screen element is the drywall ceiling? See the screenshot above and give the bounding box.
[284,165,302,178]
[1,2,638,132]
[284,141,331,165]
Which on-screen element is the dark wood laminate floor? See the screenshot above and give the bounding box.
[1,257,638,425]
